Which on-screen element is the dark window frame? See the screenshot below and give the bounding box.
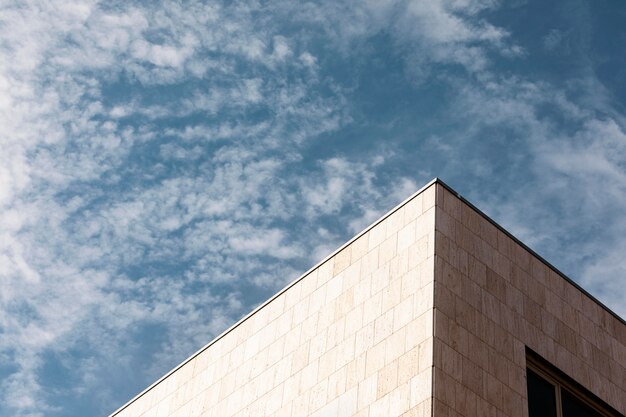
[526,349,623,417]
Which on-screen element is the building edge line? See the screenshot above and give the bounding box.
[430,183,439,417]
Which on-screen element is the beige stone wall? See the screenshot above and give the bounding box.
[432,183,626,417]
[110,180,626,417]
[110,183,439,417]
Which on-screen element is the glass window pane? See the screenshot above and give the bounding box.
[527,368,557,417]
[562,389,604,417]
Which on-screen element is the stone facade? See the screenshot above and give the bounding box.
[432,183,625,417]
[109,179,625,417]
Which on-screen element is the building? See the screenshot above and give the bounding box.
[109,179,625,417]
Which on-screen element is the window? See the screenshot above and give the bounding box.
[527,368,557,417]
[526,351,623,417]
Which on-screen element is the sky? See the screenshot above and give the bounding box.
[0,0,625,416]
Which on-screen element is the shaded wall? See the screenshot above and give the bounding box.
[432,184,626,417]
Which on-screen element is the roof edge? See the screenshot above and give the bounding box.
[108,178,441,417]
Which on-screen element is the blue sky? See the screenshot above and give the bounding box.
[1,1,625,416]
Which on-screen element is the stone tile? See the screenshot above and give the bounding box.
[334,246,352,276]
[338,386,358,416]
[327,366,347,400]
[389,382,411,415]
[409,368,432,407]
[393,294,415,332]
[404,193,424,224]
[422,185,436,211]
[357,373,378,411]
[365,341,386,377]
[368,222,387,251]
[379,235,398,267]
[346,354,366,391]
[385,325,408,364]
[398,346,421,386]
[377,359,399,398]
[351,233,370,263]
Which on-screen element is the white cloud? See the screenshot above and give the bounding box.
[439,71,626,318]
[299,51,317,67]
[275,0,517,79]
[0,2,391,414]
